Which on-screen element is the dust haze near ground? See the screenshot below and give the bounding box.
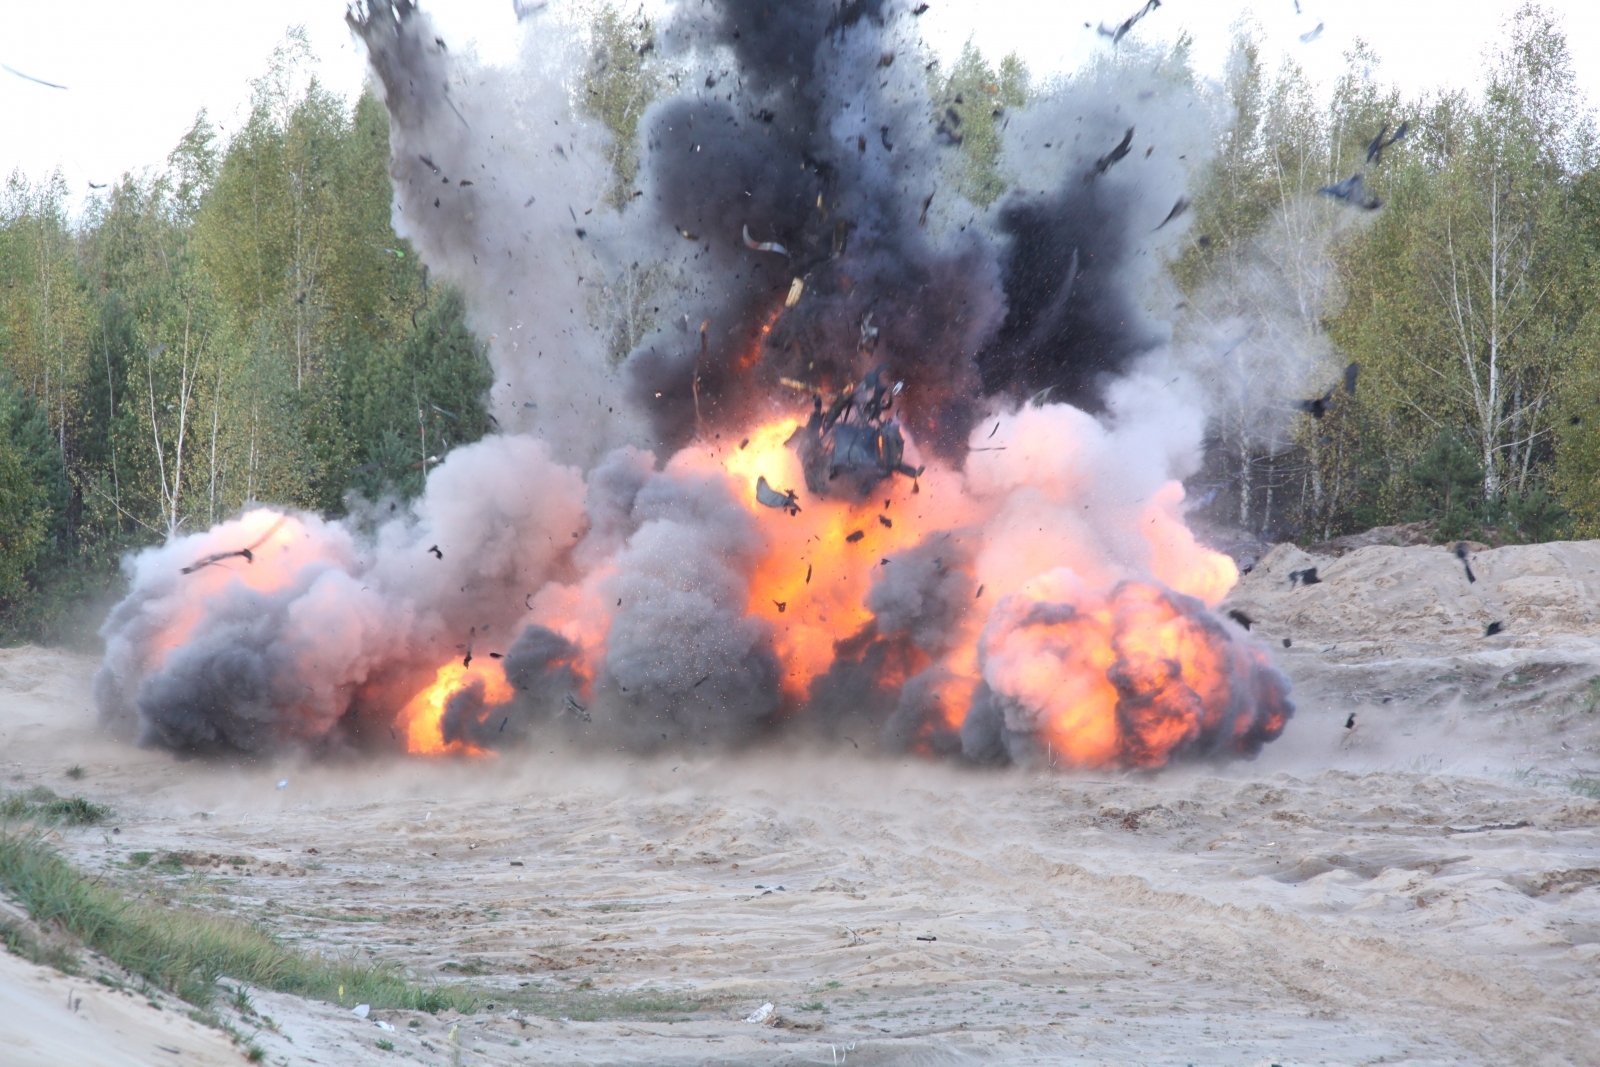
[4,537,1600,1065]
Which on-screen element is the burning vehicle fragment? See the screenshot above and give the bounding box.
[788,368,923,495]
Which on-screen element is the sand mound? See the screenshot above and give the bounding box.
[1227,538,1600,658]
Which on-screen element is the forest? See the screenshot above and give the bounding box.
[1,4,1595,644]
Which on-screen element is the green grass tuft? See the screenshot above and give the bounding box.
[1572,777,1600,800]
[0,829,471,1011]
[0,787,112,825]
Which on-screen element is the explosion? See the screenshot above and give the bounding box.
[93,0,1292,770]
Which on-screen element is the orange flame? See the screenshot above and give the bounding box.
[380,404,1270,768]
[396,661,512,756]
[677,417,981,701]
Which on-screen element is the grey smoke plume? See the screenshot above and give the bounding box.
[95,0,1295,770]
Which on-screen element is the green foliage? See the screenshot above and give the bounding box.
[1410,431,1484,536]
[1507,485,1570,542]
[935,42,1030,208]
[1185,6,1600,544]
[0,786,113,825]
[0,30,493,641]
[333,289,493,504]
[581,4,659,209]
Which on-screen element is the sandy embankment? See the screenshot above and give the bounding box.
[1,538,1598,1066]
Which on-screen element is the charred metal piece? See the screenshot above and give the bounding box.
[755,476,802,514]
[742,224,788,255]
[1292,389,1334,419]
[1155,196,1189,229]
[182,515,289,574]
[1318,172,1382,210]
[1096,0,1160,44]
[1087,127,1135,181]
[1365,121,1409,165]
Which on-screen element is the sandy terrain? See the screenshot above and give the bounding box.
[3,538,1599,1066]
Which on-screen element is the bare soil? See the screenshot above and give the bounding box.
[2,537,1598,1066]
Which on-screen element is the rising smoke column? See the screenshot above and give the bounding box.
[95,0,1292,769]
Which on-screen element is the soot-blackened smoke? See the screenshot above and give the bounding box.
[94,0,1292,770]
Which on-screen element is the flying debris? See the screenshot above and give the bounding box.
[1086,127,1136,181]
[1318,173,1382,210]
[563,693,591,722]
[462,627,475,668]
[1289,567,1321,587]
[87,181,107,190]
[1365,121,1409,165]
[1096,0,1161,45]
[785,277,805,307]
[2,63,67,89]
[181,515,290,574]
[1455,542,1476,583]
[911,2,929,12]
[1344,361,1360,395]
[846,530,865,543]
[1484,621,1505,637]
[742,224,787,255]
[511,0,548,19]
[1299,22,1324,43]
[1292,389,1335,419]
[428,544,444,559]
[1226,608,1254,630]
[1345,712,1356,729]
[755,476,801,514]
[790,367,922,495]
[1155,196,1189,229]
[919,190,935,226]
[774,600,787,613]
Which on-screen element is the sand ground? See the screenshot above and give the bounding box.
[2,538,1599,1066]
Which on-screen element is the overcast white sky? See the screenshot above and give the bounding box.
[4,0,1596,212]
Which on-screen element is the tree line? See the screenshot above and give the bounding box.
[0,30,492,641]
[2,4,1596,644]
[1179,5,1598,546]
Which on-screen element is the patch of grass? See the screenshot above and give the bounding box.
[509,987,717,1022]
[0,829,472,1012]
[0,787,112,825]
[440,959,491,976]
[799,1000,827,1011]
[65,766,86,780]
[1571,777,1600,800]
[376,1038,395,1051]
[128,851,154,867]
